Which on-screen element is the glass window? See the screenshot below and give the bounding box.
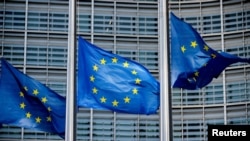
[224,12,246,31]
[77,14,91,33]
[116,16,136,35]
[1,32,25,65]
[94,15,113,34]
[0,11,3,28]
[4,11,25,30]
[139,17,158,35]
[49,13,68,32]
[28,12,48,31]
[204,84,224,105]
[203,15,221,34]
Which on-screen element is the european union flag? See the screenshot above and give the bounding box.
[77,36,160,115]
[0,58,66,138]
[170,12,250,90]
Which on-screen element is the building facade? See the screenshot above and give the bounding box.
[0,0,249,140]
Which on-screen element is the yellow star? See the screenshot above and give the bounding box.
[47,116,52,122]
[193,77,197,82]
[33,89,39,96]
[24,86,28,91]
[123,61,129,68]
[211,53,216,59]
[100,58,106,65]
[47,107,52,112]
[41,97,48,103]
[112,100,119,107]
[131,70,137,75]
[203,45,209,51]
[135,78,141,84]
[90,75,95,82]
[93,64,98,71]
[19,91,24,97]
[20,102,26,109]
[191,41,198,48]
[132,88,138,95]
[35,117,41,123]
[124,96,130,103]
[112,57,118,63]
[100,96,107,103]
[194,71,199,77]
[181,45,186,53]
[26,112,31,118]
[92,87,98,94]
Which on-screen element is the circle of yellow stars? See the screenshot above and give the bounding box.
[19,86,52,124]
[180,40,218,83]
[89,57,142,108]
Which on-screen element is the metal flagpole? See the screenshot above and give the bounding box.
[159,0,172,141]
[220,0,227,125]
[21,0,29,140]
[66,0,77,140]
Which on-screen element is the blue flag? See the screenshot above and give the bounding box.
[170,12,250,90]
[0,58,66,138]
[77,36,160,115]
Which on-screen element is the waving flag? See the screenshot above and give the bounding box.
[170,12,250,90]
[0,58,66,138]
[77,36,160,115]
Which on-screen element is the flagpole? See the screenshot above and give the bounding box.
[220,0,227,125]
[159,0,172,141]
[22,0,28,140]
[66,0,77,140]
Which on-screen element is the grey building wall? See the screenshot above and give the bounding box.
[0,0,249,141]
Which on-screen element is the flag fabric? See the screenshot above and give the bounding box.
[170,12,250,90]
[0,58,66,138]
[77,36,160,115]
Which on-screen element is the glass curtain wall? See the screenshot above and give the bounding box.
[0,0,250,141]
